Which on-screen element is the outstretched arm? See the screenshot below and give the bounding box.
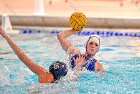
[0,27,53,83]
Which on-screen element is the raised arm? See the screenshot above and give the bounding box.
[57,29,75,51]
[0,27,53,83]
[57,29,81,54]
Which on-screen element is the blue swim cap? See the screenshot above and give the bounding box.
[49,61,68,81]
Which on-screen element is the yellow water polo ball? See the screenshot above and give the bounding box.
[69,12,87,31]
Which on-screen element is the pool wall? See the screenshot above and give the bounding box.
[0,15,140,29]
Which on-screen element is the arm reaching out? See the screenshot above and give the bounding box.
[0,27,53,83]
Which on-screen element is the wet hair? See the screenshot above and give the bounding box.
[49,61,68,81]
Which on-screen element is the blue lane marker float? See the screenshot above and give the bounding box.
[50,30,140,38]
[20,29,140,38]
[20,29,41,34]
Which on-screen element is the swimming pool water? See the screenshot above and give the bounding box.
[0,33,140,94]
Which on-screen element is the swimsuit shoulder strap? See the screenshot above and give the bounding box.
[84,58,97,71]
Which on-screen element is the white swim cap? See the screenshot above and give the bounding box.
[85,35,100,50]
[87,35,100,45]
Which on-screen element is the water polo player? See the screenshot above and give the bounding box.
[0,27,68,83]
[57,12,104,72]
